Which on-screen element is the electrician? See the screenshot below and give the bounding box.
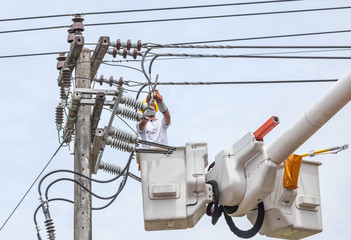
[137,90,171,148]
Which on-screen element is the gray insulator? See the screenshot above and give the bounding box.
[109,126,138,143]
[106,136,134,152]
[55,104,64,131]
[99,161,122,175]
[122,95,146,112]
[116,106,142,122]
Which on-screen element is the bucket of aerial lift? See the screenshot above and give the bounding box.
[247,159,322,239]
[137,142,212,231]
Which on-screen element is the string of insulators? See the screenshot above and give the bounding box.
[108,126,138,143]
[97,75,124,87]
[99,160,141,182]
[55,103,64,131]
[61,68,71,97]
[107,48,141,59]
[106,136,134,152]
[59,86,66,101]
[116,105,143,121]
[120,95,147,112]
[111,39,142,51]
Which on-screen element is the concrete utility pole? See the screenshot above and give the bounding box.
[74,47,92,240]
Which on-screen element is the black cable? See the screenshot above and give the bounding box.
[169,29,351,45]
[34,153,133,235]
[155,52,351,60]
[84,6,351,28]
[0,51,69,59]
[156,79,337,85]
[0,0,301,22]
[3,47,351,60]
[0,134,70,231]
[45,178,118,200]
[222,202,265,239]
[207,181,221,225]
[3,5,351,35]
[0,25,69,34]
[206,179,265,238]
[41,151,134,200]
[92,159,131,210]
[33,198,74,226]
[147,44,351,49]
[38,160,130,196]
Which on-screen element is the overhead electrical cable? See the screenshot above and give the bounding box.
[168,29,351,45]
[153,52,351,60]
[85,6,351,28]
[146,43,351,49]
[2,5,351,34]
[0,135,71,231]
[0,0,301,22]
[0,51,69,59]
[2,47,351,60]
[154,79,338,86]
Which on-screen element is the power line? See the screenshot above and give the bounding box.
[2,48,351,60]
[156,79,338,85]
[0,138,69,231]
[0,51,68,59]
[146,43,351,49]
[0,0,301,22]
[168,29,351,45]
[2,5,351,35]
[85,5,351,28]
[154,52,351,60]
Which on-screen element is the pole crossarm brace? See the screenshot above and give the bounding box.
[57,35,84,86]
[91,128,104,173]
[90,36,110,78]
[91,92,106,139]
[94,87,124,174]
[63,91,81,143]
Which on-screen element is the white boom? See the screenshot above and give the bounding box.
[266,69,351,166]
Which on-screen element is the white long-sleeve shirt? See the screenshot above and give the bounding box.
[136,118,170,148]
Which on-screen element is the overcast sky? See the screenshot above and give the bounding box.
[1,0,351,239]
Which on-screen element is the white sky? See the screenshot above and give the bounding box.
[1,0,351,239]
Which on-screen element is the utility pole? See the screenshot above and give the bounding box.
[74,47,92,240]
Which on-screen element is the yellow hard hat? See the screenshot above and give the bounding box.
[140,99,159,113]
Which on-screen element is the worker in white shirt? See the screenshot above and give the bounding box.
[137,90,171,148]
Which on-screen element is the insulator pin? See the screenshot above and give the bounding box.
[55,104,64,131]
[108,126,138,143]
[71,14,84,33]
[67,14,84,41]
[106,136,134,152]
[56,53,66,70]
